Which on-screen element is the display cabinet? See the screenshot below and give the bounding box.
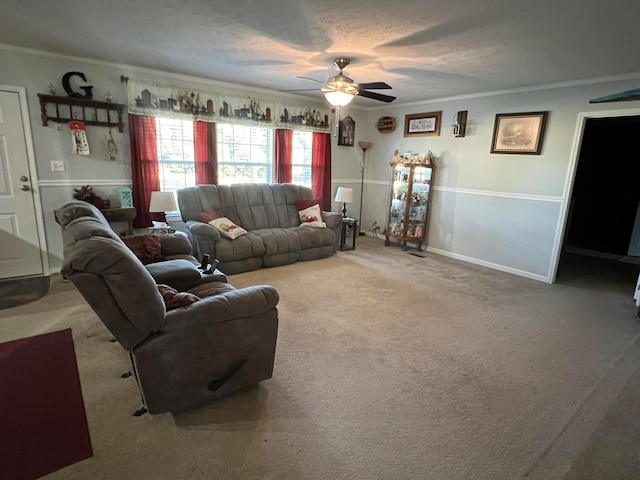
[385,155,433,251]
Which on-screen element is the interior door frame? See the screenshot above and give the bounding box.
[549,106,640,283]
[1,84,49,276]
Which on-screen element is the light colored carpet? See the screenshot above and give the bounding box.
[1,236,639,480]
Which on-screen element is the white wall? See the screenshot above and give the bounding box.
[4,44,640,281]
[330,77,640,282]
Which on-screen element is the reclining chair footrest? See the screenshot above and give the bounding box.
[208,359,247,392]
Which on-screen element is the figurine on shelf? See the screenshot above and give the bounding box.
[425,150,433,166]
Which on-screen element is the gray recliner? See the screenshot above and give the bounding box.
[55,201,279,415]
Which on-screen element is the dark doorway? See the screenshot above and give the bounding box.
[565,115,640,256]
[556,114,640,289]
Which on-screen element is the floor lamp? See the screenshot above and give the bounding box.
[358,141,372,234]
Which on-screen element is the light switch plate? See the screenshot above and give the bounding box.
[51,160,65,171]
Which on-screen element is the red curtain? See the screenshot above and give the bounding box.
[194,121,218,185]
[275,129,293,183]
[312,132,332,211]
[129,114,162,228]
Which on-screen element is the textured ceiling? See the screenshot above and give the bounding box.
[2,0,640,106]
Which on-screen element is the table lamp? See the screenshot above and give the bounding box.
[149,191,178,226]
[334,187,354,218]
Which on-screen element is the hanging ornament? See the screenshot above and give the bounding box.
[107,129,118,161]
[68,120,90,155]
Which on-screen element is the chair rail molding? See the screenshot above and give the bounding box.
[38,179,132,187]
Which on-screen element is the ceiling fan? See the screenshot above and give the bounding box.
[287,58,397,106]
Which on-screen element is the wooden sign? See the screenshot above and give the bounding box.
[376,116,396,133]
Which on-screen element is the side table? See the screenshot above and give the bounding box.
[101,207,136,236]
[340,217,357,251]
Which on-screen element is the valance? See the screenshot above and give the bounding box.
[127,80,331,133]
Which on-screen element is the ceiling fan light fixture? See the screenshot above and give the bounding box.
[324,89,355,106]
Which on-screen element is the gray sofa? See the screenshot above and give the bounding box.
[55,201,279,415]
[177,183,342,274]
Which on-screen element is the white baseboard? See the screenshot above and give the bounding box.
[427,246,551,283]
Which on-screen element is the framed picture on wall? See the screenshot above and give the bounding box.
[490,111,548,154]
[404,111,442,137]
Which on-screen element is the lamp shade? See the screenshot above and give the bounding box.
[334,187,354,203]
[358,141,372,150]
[324,90,355,107]
[149,191,178,212]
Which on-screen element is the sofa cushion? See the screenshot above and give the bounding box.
[196,208,223,223]
[188,282,237,298]
[157,284,200,310]
[296,225,336,249]
[209,217,248,239]
[145,259,202,285]
[252,228,301,256]
[214,232,265,262]
[159,232,194,256]
[122,235,165,264]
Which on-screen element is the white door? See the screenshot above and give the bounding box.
[0,88,44,279]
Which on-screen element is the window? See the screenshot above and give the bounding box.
[156,117,195,191]
[291,131,313,188]
[154,119,304,189]
[216,124,273,184]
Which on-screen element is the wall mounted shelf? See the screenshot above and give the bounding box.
[37,94,125,132]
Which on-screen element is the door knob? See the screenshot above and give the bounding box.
[20,175,29,182]
[20,185,30,191]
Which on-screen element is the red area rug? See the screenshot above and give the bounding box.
[0,329,92,480]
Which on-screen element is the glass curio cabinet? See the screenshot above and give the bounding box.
[385,155,433,251]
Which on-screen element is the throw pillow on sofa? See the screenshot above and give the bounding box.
[196,208,223,223]
[209,217,248,239]
[157,284,200,310]
[122,235,166,264]
[298,204,325,228]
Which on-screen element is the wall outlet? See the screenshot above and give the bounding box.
[446,233,452,242]
[50,160,65,172]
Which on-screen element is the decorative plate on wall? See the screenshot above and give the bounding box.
[377,116,396,134]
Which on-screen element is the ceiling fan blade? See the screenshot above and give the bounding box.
[357,82,392,90]
[297,76,325,84]
[358,90,397,103]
